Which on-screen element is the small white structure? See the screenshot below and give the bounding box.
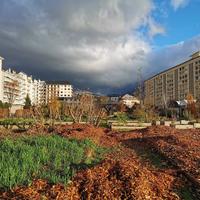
[121,94,140,108]
[109,95,120,103]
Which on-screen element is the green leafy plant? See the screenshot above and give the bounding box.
[116,112,129,125]
[0,135,106,189]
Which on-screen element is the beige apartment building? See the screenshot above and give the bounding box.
[144,51,200,107]
[46,81,73,103]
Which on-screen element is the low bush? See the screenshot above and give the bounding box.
[0,135,106,189]
[62,115,73,122]
[0,118,35,129]
[115,112,130,123]
[133,106,160,122]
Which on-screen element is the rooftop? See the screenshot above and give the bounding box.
[121,94,138,100]
[46,80,71,85]
[190,51,200,59]
[145,51,200,82]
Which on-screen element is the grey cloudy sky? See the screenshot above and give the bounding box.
[0,0,199,94]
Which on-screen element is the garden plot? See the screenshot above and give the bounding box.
[0,124,199,199]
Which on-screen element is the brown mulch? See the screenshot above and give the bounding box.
[0,148,180,200]
[141,126,200,181]
[49,123,119,147]
[65,157,178,200]
[1,124,200,199]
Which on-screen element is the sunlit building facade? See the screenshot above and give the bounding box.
[0,56,73,108]
[0,57,4,102]
[144,51,200,107]
[46,81,73,103]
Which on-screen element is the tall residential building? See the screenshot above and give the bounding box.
[144,51,200,107]
[2,69,42,107]
[32,79,46,105]
[0,57,4,101]
[46,81,73,103]
[0,56,73,108]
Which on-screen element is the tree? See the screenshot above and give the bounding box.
[24,94,32,109]
[48,97,61,126]
[84,95,106,127]
[186,93,196,119]
[63,94,89,123]
[31,104,49,126]
[117,100,127,112]
[64,94,106,127]
[4,80,19,115]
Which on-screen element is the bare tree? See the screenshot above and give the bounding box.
[84,95,106,127]
[64,94,106,127]
[4,80,19,114]
[64,95,88,123]
[186,93,196,119]
[48,97,61,126]
[31,104,48,126]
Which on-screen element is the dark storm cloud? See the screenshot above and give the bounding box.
[0,0,158,93]
[0,0,197,94]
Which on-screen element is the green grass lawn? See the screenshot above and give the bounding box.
[0,135,107,190]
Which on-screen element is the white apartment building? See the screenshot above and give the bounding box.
[0,56,73,108]
[0,57,4,102]
[3,69,24,107]
[2,69,45,108]
[32,80,46,105]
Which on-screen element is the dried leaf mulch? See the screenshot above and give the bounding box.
[0,148,180,200]
[141,126,200,182]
